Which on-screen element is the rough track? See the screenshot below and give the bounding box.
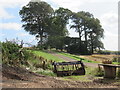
[48,51,98,68]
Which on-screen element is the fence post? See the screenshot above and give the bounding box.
[43,61,46,70]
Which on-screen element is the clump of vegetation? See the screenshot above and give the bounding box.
[35,69,56,76]
[91,67,104,77]
[2,41,32,66]
[112,56,119,62]
[117,69,120,79]
[98,50,120,55]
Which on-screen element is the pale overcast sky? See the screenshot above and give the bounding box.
[0,0,119,51]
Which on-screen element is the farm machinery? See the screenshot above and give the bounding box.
[52,60,85,76]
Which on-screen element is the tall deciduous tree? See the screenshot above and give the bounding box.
[87,18,104,53]
[70,11,104,54]
[19,1,53,45]
[47,7,72,50]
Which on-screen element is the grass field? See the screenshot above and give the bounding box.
[31,50,65,62]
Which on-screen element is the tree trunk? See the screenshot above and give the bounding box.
[90,32,93,54]
[40,35,43,45]
[84,30,88,54]
[78,31,82,52]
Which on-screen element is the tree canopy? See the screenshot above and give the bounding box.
[70,11,104,54]
[19,1,53,45]
[19,1,104,54]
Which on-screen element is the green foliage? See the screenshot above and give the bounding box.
[47,36,65,50]
[37,44,49,50]
[47,8,72,50]
[112,57,118,62]
[91,67,104,77]
[70,11,104,54]
[98,50,120,55]
[19,1,53,45]
[117,69,120,79]
[2,41,32,66]
[36,69,57,76]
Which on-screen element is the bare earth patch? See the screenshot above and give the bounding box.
[2,64,120,88]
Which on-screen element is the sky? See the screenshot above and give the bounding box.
[0,0,119,51]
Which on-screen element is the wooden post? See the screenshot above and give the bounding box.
[103,66,116,79]
[72,65,74,70]
[43,61,46,70]
[53,62,57,73]
[53,65,57,73]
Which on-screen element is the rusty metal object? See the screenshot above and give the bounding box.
[52,61,85,76]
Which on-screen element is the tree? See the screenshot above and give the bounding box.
[19,1,53,45]
[70,11,93,54]
[47,7,72,50]
[70,11,104,54]
[87,18,104,53]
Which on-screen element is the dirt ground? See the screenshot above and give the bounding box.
[2,64,120,88]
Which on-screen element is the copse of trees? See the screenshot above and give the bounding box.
[19,1,104,54]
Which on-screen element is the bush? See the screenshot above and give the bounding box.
[98,50,120,55]
[92,67,104,77]
[117,69,120,79]
[2,41,32,66]
[36,69,56,76]
[112,57,118,62]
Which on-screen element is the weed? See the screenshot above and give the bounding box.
[36,69,57,76]
[91,67,104,77]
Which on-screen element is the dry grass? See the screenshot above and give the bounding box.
[79,54,120,63]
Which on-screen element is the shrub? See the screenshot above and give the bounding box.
[92,67,104,77]
[36,69,56,76]
[2,41,32,66]
[98,50,120,55]
[117,69,120,79]
[112,57,118,62]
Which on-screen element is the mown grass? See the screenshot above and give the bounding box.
[31,50,65,62]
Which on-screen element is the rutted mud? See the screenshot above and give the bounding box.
[2,65,119,88]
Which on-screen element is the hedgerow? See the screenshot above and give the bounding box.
[1,41,31,66]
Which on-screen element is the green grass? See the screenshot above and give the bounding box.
[34,68,57,76]
[31,50,65,62]
[62,66,103,81]
[112,62,120,65]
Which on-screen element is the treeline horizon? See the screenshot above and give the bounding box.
[19,0,104,55]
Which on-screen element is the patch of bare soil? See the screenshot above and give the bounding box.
[1,64,120,88]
